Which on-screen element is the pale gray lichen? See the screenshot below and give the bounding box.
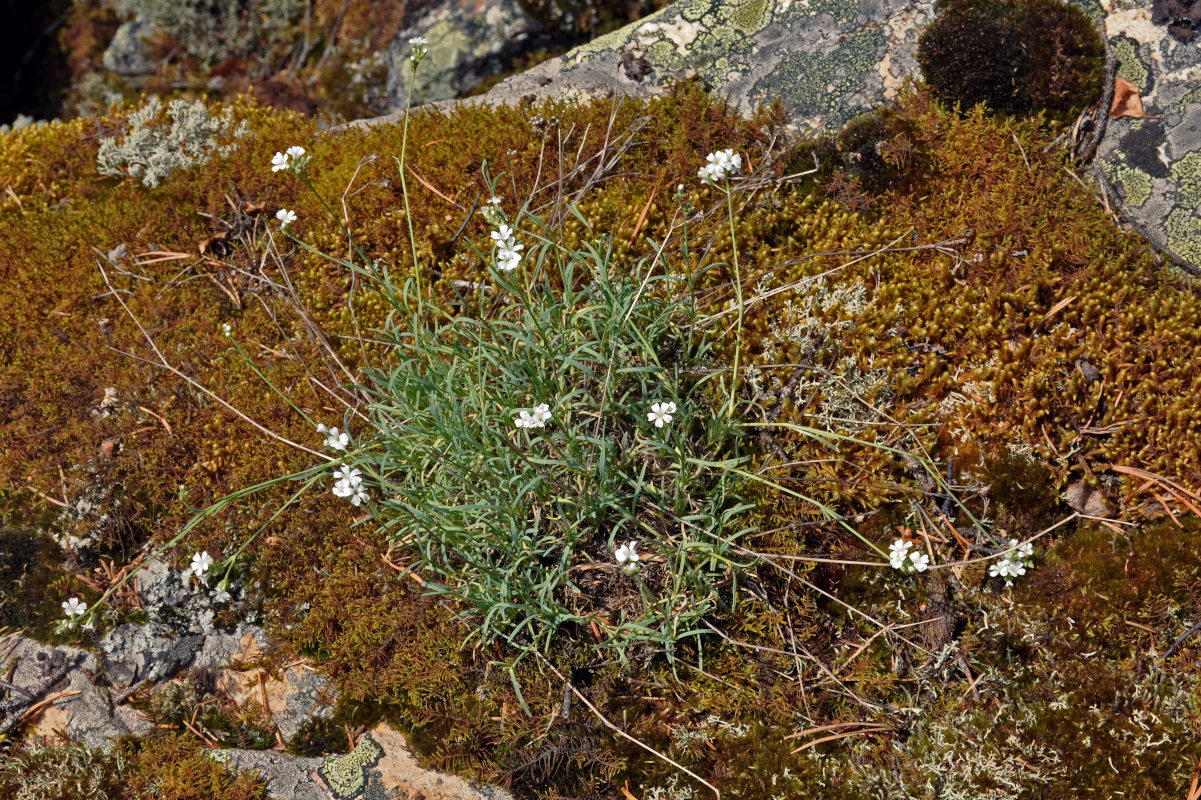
[96,96,247,188]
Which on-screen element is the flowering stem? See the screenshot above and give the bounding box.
[723,182,743,419]
[395,64,422,313]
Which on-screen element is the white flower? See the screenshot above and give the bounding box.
[888,538,913,570]
[615,541,640,572]
[350,483,370,506]
[408,36,428,46]
[271,151,289,172]
[285,145,306,159]
[332,479,354,498]
[496,246,522,272]
[189,551,215,580]
[333,466,362,486]
[908,551,930,573]
[317,424,350,451]
[276,208,297,228]
[61,597,87,618]
[491,224,515,246]
[647,400,677,428]
[1014,539,1034,560]
[514,403,550,429]
[488,195,503,206]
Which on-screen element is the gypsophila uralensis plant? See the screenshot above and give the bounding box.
[97,96,247,188]
[350,235,756,660]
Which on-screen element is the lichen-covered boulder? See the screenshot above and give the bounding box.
[1093,0,1201,269]
[370,0,938,133]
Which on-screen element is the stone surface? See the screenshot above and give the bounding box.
[385,0,551,109]
[218,723,511,800]
[1092,0,1201,269]
[2,633,154,749]
[215,632,335,741]
[369,0,940,135]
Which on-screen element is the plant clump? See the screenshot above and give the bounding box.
[917,0,1106,124]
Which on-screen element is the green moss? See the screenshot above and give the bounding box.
[917,0,1105,124]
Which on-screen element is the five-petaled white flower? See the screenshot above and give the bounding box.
[349,483,370,506]
[647,401,677,428]
[271,151,289,172]
[285,145,306,159]
[276,208,297,228]
[317,423,350,451]
[189,551,215,581]
[615,540,640,573]
[62,597,87,618]
[408,36,429,46]
[908,551,930,573]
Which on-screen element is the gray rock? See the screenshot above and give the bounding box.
[102,21,157,75]
[209,749,329,800]
[386,0,548,109]
[1,635,153,750]
[1091,0,1201,271]
[100,622,203,684]
[369,0,939,134]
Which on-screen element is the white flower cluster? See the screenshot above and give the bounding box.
[332,466,369,506]
[317,423,350,451]
[888,538,930,573]
[647,400,676,428]
[615,540,640,574]
[482,195,505,227]
[187,551,215,584]
[697,149,742,184]
[491,223,524,272]
[270,145,308,174]
[989,539,1034,585]
[409,36,429,64]
[514,403,551,429]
